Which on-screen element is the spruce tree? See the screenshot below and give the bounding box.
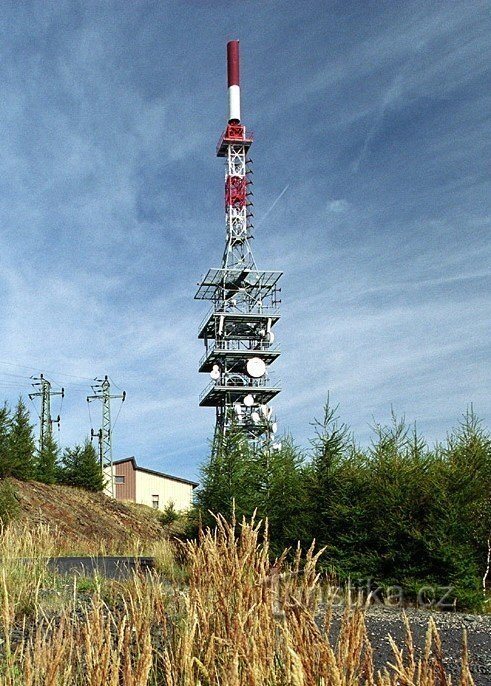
[59,439,104,492]
[195,425,257,525]
[308,397,352,549]
[0,403,12,478]
[256,437,308,552]
[36,431,59,484]
[8,397,36,480]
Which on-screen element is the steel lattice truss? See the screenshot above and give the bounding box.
[196,44,282,449]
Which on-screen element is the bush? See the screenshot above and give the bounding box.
[160,501,179,526]
[0,479,20,526]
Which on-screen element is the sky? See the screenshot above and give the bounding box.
[0,0,489,482]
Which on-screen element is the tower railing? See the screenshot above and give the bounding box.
[199,374,282,404]
[197,304,280,335]
[199,341,280,369]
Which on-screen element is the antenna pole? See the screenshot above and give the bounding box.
[87,376,126,498]
[195,41,282,451]
[29,374,64,454]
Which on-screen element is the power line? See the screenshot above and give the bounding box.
[0,359,94,382]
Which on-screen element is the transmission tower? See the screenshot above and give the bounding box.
[29,374,64,454]
[195,41,282,450]
[87,375,126,498]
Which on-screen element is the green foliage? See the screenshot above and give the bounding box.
[0,479,20,526]
[0,403,12,479]
[160,501,179,526]
[195,425,256,526]
[58,439,104,492]
[196,400,491,611]
[7,397,36,480]
[254,437,309,553]
[35,431,59,485]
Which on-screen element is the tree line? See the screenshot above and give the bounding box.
[195,400,491,610]
[0,396,104,492]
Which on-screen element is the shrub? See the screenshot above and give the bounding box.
[159,501,179,526]
[0,479,20,526]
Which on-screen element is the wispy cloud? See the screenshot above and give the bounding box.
[0,1,488,479]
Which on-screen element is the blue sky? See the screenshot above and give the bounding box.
[0,1,489,481]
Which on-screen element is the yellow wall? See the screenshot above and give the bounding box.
[134,469,194,511]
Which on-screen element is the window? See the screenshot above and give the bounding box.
[152,495,159,509]
[115,475,125,484]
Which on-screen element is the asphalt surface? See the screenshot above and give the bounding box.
[47,555,155,579]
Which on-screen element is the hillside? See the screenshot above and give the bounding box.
[9,479,166,553]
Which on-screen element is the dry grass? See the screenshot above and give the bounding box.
[12,479,165,554]
[0,515,475,685]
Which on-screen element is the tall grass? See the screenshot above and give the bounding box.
[0,515,475,684]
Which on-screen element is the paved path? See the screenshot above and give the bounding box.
[47,556,155,579]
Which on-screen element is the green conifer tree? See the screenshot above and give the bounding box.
[8,397,36,481]
[256,436,308,552]
[36,431,59,485]
[308,397,352,548]
[0,403,12,478]
[195,425,257,526]
[59,439,104,492]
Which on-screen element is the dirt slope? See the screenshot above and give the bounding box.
[11,479,165,553]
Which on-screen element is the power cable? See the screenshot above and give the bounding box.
[0,359,94,382]
[111,399,125,433]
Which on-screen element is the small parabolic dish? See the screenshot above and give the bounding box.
[234,403,243,416]
[260,404,271,418]
[251,411,261,424]
[246,357,266,378]
[243,394,255,407]
[271,422,278,434]
[210,365,220,380]
[266,331,275,343]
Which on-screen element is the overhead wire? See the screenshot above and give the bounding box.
[111,399,125,434]
[0,364,129,452]
[0,359,94,382]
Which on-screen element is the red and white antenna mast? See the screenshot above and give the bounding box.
[196,41,282,448]
[218,40,255,271]
[227,40,241,123]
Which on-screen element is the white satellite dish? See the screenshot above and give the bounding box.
[251,411,261,424]
[243,394,255,407]
[246,357,266,378]
[234,403,243,417]
[210,364,220,380]
[271,422,278,434]
[259,328,266,337]
[260,404,271,418]
[266,331,275,343]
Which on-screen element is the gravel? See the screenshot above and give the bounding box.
[336,606,491,684]
[3,593,491,683]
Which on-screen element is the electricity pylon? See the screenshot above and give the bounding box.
[29,374,64,454]
[87,375,126,498]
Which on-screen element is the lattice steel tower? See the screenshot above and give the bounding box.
[29,374,64,454]
[87,376,126,498]
[196,40,282,446]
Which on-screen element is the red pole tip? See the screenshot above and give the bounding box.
[227,40,240,87]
